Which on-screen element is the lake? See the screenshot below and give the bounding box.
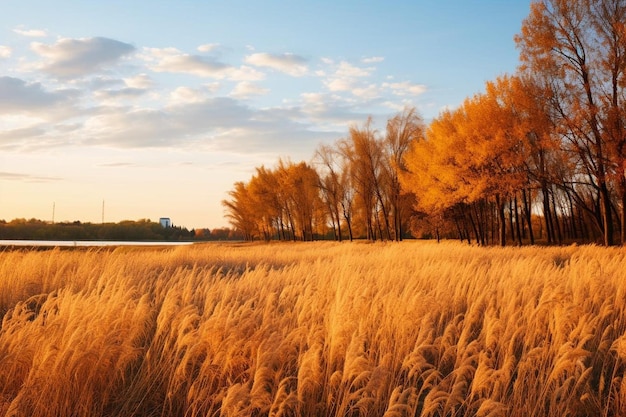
[0,240,194,247]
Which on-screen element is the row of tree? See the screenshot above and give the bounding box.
[223,0,626,246]
[0,218,244,242]
[223,108,422,242]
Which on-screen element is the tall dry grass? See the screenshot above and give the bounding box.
[0,241,625,416]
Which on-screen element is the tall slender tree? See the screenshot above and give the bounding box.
[384,107,424,240]
[314,144,346,241]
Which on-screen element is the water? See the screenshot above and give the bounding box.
[0,240,194,247]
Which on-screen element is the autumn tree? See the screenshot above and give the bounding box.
[504,74,562,244]
[402,78,537,246]
[400,109,481,242]
[248,166,285,241]
[340,118,395,240]
[516,0,626,245]
[277,160,324,241]
[384,107,424,240]
[479,76,552,246]
[314,143,355,241]
[222,181,258,241]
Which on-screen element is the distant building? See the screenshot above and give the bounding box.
[159,217,171,228]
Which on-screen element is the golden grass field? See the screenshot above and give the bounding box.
[1,241,625,417]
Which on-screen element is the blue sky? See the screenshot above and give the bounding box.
[0,0,532,229]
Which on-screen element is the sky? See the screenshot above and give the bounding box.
[0,0,532,230]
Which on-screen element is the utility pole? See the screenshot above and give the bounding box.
[102,200,105,224]
[52,202,55,224]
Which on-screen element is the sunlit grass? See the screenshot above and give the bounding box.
[1,241,625,416]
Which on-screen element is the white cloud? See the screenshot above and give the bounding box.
[170,87,205,103]
[383,81,427,96]
[149,51,227,75]
[60,96,335,159]
[362,56,384,64]
[13,27,47,38]
[301,92,326,104]
[54,123,82,133]
[197,43,220,53]
[209,125,335,158]
[94,87,147,101]
[89,75,154,103]
[124,74,154,89]
[0,46,12,59]
[204,82,222,94]
[325,78,353,92]
[382,100,412,112]
[83,97,256,148]
[322,60,376,92]
[0,126,45,149]
[227,66,265,81]
[142,47,178,60]
[352,84,381,99]
[0,76,74,113]
[230,81,269,98]
[299,91,372,127]
[335,61,372,78]
[31,37,136,78]
[0,114,81,150]
[0,34,422,160]
[145,47,264,80]
[245,52,308,76]
[89,76,125,90]
[300,92,329,114]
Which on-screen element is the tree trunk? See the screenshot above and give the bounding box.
[470,203,484,245]
[508,198,516,243]
[514,194,523,246]
[395,204,402,241]
[335,205,342,242]
[454,217,464,243]
[550,190,562,244]
[375,189,392,241]
[542,184,553,244]
[342,203,353,242]
[457,204,472,244]
[522,188,535,245]
[496,194,506,247]
[599,181,615,246]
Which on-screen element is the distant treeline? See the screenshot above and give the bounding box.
[0,218,244,241]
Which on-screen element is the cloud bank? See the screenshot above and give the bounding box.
[1,33,430,159]
[31,37,136,78]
